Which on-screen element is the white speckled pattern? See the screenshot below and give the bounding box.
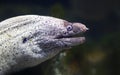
[0,15,88,75]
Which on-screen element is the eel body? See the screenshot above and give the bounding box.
[0,15,88,75]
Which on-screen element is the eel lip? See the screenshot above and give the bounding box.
[55,33,85,39]
[54,34,86,45]
[55,28,88,39]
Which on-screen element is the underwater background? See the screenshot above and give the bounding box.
[0,0,120,75]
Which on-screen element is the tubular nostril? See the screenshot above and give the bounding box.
[82,27,89,32]
[86,27,89,31]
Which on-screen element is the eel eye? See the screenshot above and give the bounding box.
[66,25,73,31]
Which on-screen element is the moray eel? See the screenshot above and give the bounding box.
[0,15,88,75]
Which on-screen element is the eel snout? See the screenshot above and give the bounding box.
[72,23,89,33]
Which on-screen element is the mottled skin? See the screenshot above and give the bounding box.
[0,15,88,75]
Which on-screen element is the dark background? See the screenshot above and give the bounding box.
[0,0,120,75]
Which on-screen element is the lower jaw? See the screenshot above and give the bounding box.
[60,37,86,47]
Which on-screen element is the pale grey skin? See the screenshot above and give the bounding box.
[0,15,88,75]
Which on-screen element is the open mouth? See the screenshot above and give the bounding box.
[55,33,85,39]
[54,22,88,47]
[55,33,86,46]
[54,31,87,47]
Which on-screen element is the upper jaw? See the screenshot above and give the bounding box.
[55,24,88,39]
[72,23,89,32]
